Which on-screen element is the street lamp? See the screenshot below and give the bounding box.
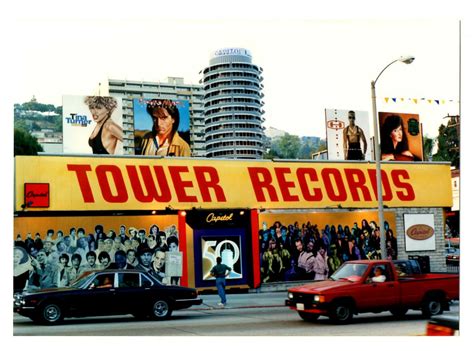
[371,56,415,259]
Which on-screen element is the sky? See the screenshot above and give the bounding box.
[2,0,473,349]
[6,3,466,140]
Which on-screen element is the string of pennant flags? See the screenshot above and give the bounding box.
[381,97,459,105]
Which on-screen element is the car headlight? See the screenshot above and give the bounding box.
[313,295,325,303]
[288,292,294,300]
[13,295,25,307]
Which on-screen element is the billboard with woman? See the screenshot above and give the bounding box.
[62,95,124,155]
[379,112,423,161]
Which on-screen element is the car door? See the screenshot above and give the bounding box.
[114,272,143,314]
[355,264,400,311]
[86,272,119,316]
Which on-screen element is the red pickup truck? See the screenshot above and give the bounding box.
[285,260,459,324]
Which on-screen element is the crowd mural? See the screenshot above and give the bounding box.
[13,212,398,290]
[14,222,182,293]
[258,217,397,283]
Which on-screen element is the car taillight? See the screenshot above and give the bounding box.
[426,323,455,336]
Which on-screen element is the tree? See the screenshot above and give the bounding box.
[14,128,43,156]
[31,122,42,131]
[316,140,327,153]
[298,137,321,159]
[423,135,435,161]
[22,101,56,113]
[298,142,313,159]
[265,133,301,159]
[53,116,63,132]
[14,119,29,132]
[432,116,460,168]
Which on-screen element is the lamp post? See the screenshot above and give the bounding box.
[371,56,415,259]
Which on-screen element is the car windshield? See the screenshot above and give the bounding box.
[445,247,460,254]
[330,263,368,281]
[69,271,95,288]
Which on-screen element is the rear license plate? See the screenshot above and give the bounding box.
[296,303,305,311]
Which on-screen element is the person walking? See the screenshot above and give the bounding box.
[210,257,232,307]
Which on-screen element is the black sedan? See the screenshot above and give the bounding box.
[14,269,202,324]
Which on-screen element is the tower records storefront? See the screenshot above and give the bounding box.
[14,155,453,289]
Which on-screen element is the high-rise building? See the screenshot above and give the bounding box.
[106,77,205,156]
[202,48,265,159]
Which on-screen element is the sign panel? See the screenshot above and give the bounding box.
[165,251,183,277]
[62,95,124,155]
[325,109,372,161]
[15,156,453,211]
[133,98,190,157]
[379,112,423,161]
[24,183,49,208]
[404,214,436,251]
[193,227,248,288]
[213,48,252,58]
[201,235,243,280]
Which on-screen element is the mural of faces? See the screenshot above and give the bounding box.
[258,214,397,283]
[13,218,183,292]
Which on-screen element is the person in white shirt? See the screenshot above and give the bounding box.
[372,267,386,283]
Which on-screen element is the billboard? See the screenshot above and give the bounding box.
[379,112,423,161]
[62,95,124,155]
[133,98,191,157]
[325,109,372,161]
[15,155,454,211]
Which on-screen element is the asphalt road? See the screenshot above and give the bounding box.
[13,292,460,336]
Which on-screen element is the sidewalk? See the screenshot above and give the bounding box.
[191,290,460,312]
[192,291,288,310]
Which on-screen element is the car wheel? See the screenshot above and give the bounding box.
[297,311,320,322]
[389,307,408,318]
[39,302,64,325]
[422,296,443,317]
[329,302,353,324]
[150,299,172,320]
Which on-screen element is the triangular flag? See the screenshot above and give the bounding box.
[428,99,432,104]
[435,100,440,105]
[400,98,405,102]
[384,97,389,103]
[413,98,418,104]
[392,98,397,103]
[442,100,445,104]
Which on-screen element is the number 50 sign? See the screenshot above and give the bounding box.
[202,237,242,280]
